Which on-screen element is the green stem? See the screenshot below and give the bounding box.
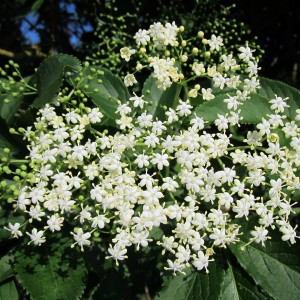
[9,159,29,164]
[217,157,225,169]
[172,84,183,109]
[226,146,266,152]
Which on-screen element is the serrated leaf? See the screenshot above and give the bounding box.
[142,76,181,120]
[32,54,82,108]
[0,279,19,300]
[220,264,267,300]
[155,262,224,300]
[0,255,14,283]
[195,93,272,124]
[229,220,300,300]
[14,239,87,300]
[257,77,300,120]
[77,66,130,122]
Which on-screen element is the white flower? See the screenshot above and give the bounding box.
[135,154,150,168]
[65,111,79,123]
[42,148,58,164]
[192,251,211,271]
[117,103,131,116]
[176,100,192,116]
[215,114,229,131]
[71,228,91,251]
[175,245,191,263]
[165,108,179,124]
[232,199,251,218]
[120,47,136,61]
[139,173,155,188]
[131,230,152,250]
[91,214,109,229]
[152,121,166,135]
[190,116,205,130]
[137,112,153,128]
[46,215,64,232]
[165,259,186,274]
[213,73,226,89]
[221,54,237,70]
[269,95,289,113]
[243,77,260,92]
[124,74,137,87]
[129,93,145,108]
[88,108,103,123]
[159,236,178,254]
[151,153,169,170]
[246,61,259,76]
[107,244,128,265]
[53,127,69,142]
[192,62,205,76]
[208,34,223,51]
[224,96,239,111]
[280,224,298,244]
[72,145,88,161]
[149,22,179,49]
[201,88,215,101]
[29,205,45,220]
[144,133,159,148]
[27,228,46,245]
[116,116,133,129]
[39,165,53,181]
[134,29,150,46]
[5,223,23,238]
[209,228,227,246]
[251,226,269,244]
[162,177,179,191]
[238,46,254,62]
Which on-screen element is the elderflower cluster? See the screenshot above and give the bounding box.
[5,22,299,275]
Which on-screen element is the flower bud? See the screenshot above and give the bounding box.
[197,31,204,38]
[192,47,199,55]
[181,55,188,62]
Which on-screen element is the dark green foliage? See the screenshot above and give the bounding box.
[32,54,81,108]
[14,239,87,300]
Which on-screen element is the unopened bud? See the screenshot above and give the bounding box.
[197,31,204,38]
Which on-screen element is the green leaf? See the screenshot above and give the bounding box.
[194,94,228,122]
[195,76,300,124]
[0,79,27,124]
[31,0,44,11]
[142,76,180,120]
[14,239,87,300]
[220,264,267,300]
[149,227,164,240]
[257,77,300,120]
[0,255,14,283]
[0,279,19,300]
[195,93,272,124]
[77,66,130,122]
[229,221,300,300]
[0,134,18,158]
[32,54,82,108]
[156,262,224,300]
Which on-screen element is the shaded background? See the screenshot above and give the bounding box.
[0,0,299,87]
